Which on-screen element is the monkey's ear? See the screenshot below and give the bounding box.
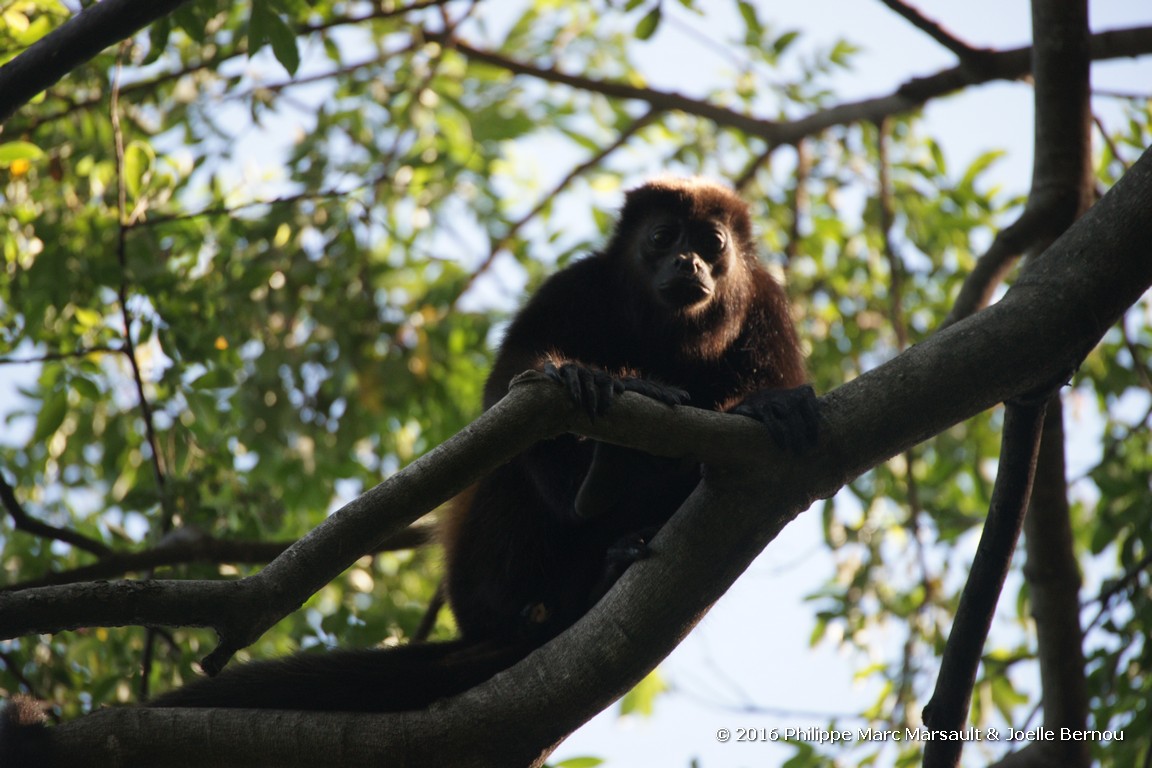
[732,385,820,454]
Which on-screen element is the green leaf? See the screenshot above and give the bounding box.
[71,376,101,402]
[736,0,763,41]
[249,0,273,52]
[190,368,237,390]
[250,0,299,74]
[550,759,605,768]
[72,306,104,331]
[635,6,662,40]
[618,668,667,717]
[123,141,155,199]
[774,30,800,56]
[961,148,1006,187]
[928,139,947,174]
[265,11,301,75]
[0,141,44,165]
[145,17,173,65]
[829,38,859,67]
[32,389,67,444]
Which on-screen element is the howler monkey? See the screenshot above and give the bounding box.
[1,179,817,741]
[440,177,817,644]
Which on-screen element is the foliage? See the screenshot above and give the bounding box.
[1,1,1150,765]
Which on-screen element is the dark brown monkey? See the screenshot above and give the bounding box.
[1,179,816,745]
[440,177,816,644]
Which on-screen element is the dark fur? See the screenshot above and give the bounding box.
[2,179,815,737]
[0,697,50,768]
[442,179,811,643]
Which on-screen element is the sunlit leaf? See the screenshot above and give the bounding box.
[0,141,44,165]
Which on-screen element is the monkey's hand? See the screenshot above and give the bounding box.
[543,361,688,419]
[732,385,820,454]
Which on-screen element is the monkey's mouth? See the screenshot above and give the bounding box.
[660,277,714,307]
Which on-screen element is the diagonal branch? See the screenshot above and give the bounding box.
[434,26,1152,146]
[1,524,435,592]
[878,0,994,64]
[943,202,1056,326]
[0,0,455,127]
[0,0,195,125]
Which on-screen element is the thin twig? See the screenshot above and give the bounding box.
[111,43,170,526]
[0,345,122,365]
[0,470,112,557]
[876,117,909,348]
[1093,113,1133,173]
[877,0,993,64]
[941,201,1056,327]
[433,26,1152,147]
[782,140,811,264]
[732,142,779,193]
[2,524,435,592]
[1084,550,1152,634]
[412,579,446,642]
[452,109,658,306]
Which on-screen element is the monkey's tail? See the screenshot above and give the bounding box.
[149,637,532,712]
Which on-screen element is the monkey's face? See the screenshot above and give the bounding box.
[637,215,733,312]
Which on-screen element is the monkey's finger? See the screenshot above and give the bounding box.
[544,361,588,412]
[592,370,616,417]
[616,377,689,406]
[576,366,603,419]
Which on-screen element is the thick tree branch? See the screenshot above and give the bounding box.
[0,0,456,127]
[973,4,1094,766]
[1012,5,1094,768]
[19,142,1152,767]
[0,0,195,125]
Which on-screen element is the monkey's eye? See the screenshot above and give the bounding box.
[648,225,679,249]
[707,228,727,251]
